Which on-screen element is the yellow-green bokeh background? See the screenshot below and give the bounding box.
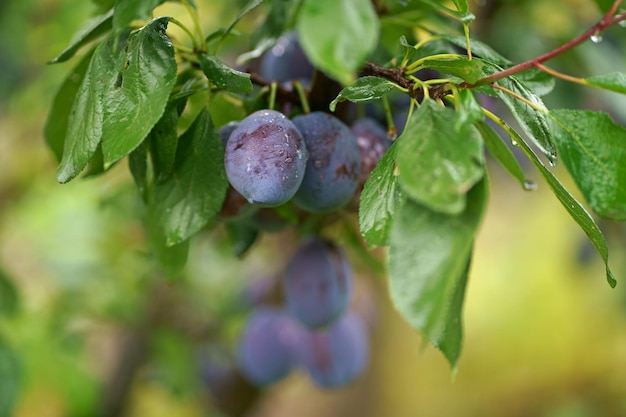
[1,0,625,416]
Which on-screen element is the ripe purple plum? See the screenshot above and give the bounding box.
[259,32,314,84]
[292,313,369,388]
[292,112,361,212]
[283,238,352,329]
[224,110,308,206]
[236,308,299,386]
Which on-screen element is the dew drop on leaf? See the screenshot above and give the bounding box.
[523,179,537,191]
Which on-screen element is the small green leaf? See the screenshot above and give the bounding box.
[297,0,379,85]
[397,99,484,214]
[198,54,253,94]
[113,0,165,31]
[101,17,178,168]
[551,110,626,220]
[45,50,94,162]
[475,120,527,188]
[56,18,177,182]
[440,34,511,65]
[399,35,417,63]
[418,0,475,23]
[225,222,259,258]
[0,338,21,417]
[359,142,403,247]
[456,89,484,128]
[505,121,617,287]
[420,57,483,84]
[0,269,18,317]
[145,213,190,277]
[389,177,488,368]
[586,73,626,95]
[330,77,396,111]
[495,74,557,163]
[48,10,113,64]
[149,109,229,246]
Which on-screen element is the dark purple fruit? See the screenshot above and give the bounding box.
[292,112,361,212]
[224,110,308,206]
[283,238,352,329]
[236,308,298,386]
[292,313,369,388]
[351,118,392,186]
[259,32,314,84]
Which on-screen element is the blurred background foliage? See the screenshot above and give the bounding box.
[0,0,626,416]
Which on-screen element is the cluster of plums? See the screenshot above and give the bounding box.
[204,33,393,396]
[236,238,369,388]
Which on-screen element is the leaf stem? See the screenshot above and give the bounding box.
[534,63,589,86]
[470,2,626,86]
[182,0,205,52]
[491,84,548,113]
[169,18,201,52]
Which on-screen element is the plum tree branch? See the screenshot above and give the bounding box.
[468,2,626,87]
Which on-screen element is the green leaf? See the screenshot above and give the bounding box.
[0,269,18,317]
[225,222,259,257]
[516,68,555,97]
[297,0,379,85]
[56,18,177,182]
[198,54,253,94]
[504,120,617,287]
[474,120,527,189]
[397,99,484,214]
[389,177,488,368]
[551,110,626,220]
[149,109,229,246]
[399,35,417,63]
[440,34,511,66]
[359,142,403,247]
[586,72,626,95]
[0,338,21,417]
[148,101,183,183]
[418,0,475,23]
[456,89,484,128]
[101,17,178,168]
[452,0,469,12]
[45,50,95,162]
[330,76,397,111]
[495,75,557,163]
[129,142,148,199]
[420,57,483,84]
[113,0,165,31]
[48,10,113,64]
[145,214,190,277]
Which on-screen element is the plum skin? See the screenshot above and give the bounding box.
[291,314,369,388]
[236,308,299,386]
[292,112,361,212]
[282,238,353,329]
[224,110,308,207]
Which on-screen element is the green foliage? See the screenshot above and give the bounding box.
[0,338,20,417]
[296,0,379,84]
[44,0,626,376]
[397,99,484,215]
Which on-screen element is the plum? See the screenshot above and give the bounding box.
[292,112,361,212]
[282,238,352,329]
[224,110,308,206]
